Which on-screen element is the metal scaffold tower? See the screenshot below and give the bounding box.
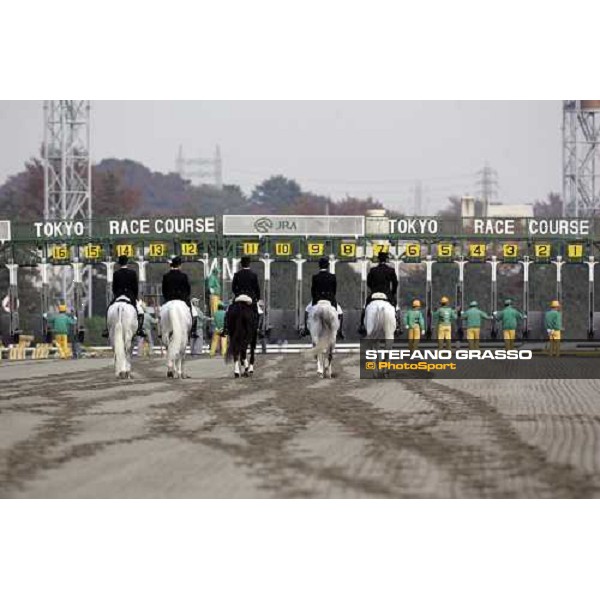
[476,162,498,216]
[43,100,93,327]
[176,144,223,189]
[563,100,600,217]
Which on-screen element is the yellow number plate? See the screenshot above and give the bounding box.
[181,242,198,257]
[372,243,389,257]
[83,244,102,259]
[115,244,134,258]
[503,243,518,258]
[534,243,551,258]
[275,242,292,256]
[51,245,70,260]
[567,243,583,258]
[469,243,486,258]
[148,242,167,258]
[242,242,260,255]
[339,243,356,258]
[437,243,453,258]
[405,243,421,258]
[307,243,324,256]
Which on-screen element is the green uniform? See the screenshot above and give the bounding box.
[404,309,425,330]
[142,312,157,332]
[462,307,491,328]
[207,272,221,296]
[48,313,76,334]
[213,309,226,331]
[495,306,523,330]
[544,309,562,330]
[433,306,457,324]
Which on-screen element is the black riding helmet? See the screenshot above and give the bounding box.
[318,257,329,269]
[170,255,182,268]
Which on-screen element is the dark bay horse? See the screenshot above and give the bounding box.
[226,296,258,378]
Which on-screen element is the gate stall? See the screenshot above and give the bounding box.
[2,214,600,347]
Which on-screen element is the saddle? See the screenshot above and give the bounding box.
[316,299,332,307]
[115,295,135,305]
[235,294,253,304]
[371,292,388,300]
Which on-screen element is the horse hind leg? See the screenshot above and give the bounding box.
[325,348,333,378]
[234,358,241,378]
[317,354,324,376]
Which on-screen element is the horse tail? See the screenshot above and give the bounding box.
[306,304,337,357]
[114,304,126,373]
[226,304,252,363]
[368,304,386,339]
[169,302,185,363]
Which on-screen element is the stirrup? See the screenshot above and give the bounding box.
[102,329,109,338]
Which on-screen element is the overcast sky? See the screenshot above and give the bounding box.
[0,101,562,214]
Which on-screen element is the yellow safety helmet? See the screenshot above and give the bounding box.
[58,304,67,312]
[440,296,449,305]
[550,299,560,308]
[412,299,421,308]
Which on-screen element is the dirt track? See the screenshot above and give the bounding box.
[1,353,600,498]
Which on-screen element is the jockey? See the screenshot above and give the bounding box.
[301,256,344,339]
[226,256,261,335]
[102,255,145,338]
[162,256,197,337]
[358,250,398,335]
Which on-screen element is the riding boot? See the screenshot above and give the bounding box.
[102,315,109,338]
[394,311,401,334]
[136,314,146,338]
[190,316,198,339]
[358,308,366,335]
[300,311,309,337]
[337,314,345,340]
[222,306,230,337]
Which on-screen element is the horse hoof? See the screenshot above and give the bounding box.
[167,370,174,378]
[243,371,249,378]
[234,373,240,378]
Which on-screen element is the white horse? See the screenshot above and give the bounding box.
[307,300,339,378]
[107,297,138,379]
[365,293,396,344]
[160,300,192,378]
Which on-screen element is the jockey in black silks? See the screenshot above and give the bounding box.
[102,255,145,338]
[161,256,197,337]
[358,250,399,335]
[301,256,344,339]
[224,255,261,335]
